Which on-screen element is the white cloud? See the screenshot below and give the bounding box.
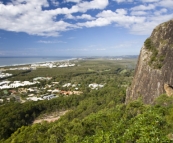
[131,11,148,15]
[0,0,108,36]
[65,14,76,19]
[97,10,145,26]
[65,0,81,3]
[0,1,73,36]
[130,22,157,35]
[116,9,127,15]
[131,4,155,11]
[77,18,111,27]
[113,0,133,3]
[113,0,126,3]
[130,13,173,34]
[50,0,59,6]
[158,0,173,8]
[71,0,109,13]
[77,5,173,36]
[154,8,167,15]
[0,0,172,37]
[37,40,66,44]
[77,10,145,30]
[65,14,95,20]
[76,14,95,20]
[140,0,160,2]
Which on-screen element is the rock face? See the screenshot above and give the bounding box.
[126,19,173,104]
[164,84,173,97]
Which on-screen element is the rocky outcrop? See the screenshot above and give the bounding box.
[126,19,173,104]
[164,84,173,97]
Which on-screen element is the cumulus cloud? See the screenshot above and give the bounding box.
[71,0,109,13]
[157,0,173,8]
[131,4,155,11]
[0,0,108,36]
[76,14,95,20]
[77,9,145,30]
[65,14,76,19]
[77,18,111,27]
[78,4,173,35]
[0,0,172,37]
[50,0,59,6]
[65,14,95,20]
[130,11,148,15]
[130,13,173,34]
[116,9,127,15]
[0,0,73,36]
[154,8,167,15]
[140,0,160,2]
[113,0,133,3]
[65,0,81,3]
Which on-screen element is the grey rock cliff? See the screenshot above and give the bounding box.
[126,19,173,104]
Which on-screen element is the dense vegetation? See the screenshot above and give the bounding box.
[1,59,173,142]
[144,38,165,69]
[0,95,82,140]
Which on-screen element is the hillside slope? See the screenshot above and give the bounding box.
[126,19,173,104]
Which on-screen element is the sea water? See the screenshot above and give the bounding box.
[0,57,75,67]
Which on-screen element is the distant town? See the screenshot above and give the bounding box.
[0,60,106,104]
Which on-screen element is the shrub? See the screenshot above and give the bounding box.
[144,38,165,69]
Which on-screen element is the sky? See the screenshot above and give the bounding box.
[0,0,173,57]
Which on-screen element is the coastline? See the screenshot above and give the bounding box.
[0,57,77,68]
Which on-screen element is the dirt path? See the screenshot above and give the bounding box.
[33,110,68,124]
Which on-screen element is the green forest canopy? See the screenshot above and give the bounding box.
[1,59,173,142]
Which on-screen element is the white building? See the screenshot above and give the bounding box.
[0,99,4,103]
[88,83,104,89]
[27,97,43,101]
[62,83,71,87]
[42,94,56,100]
[0,72,12,78]
[0,81,39,89]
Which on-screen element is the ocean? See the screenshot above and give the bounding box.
[0,57,75,67]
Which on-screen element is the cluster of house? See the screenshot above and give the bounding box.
[0,71,105,103]
[9,66,31,70]
[26,90,83,102]
[0,72,12,78]
[0,76,53,90]
[62,83,79,90]
[58,63,75,68]
[0,80,39,89]
[31,63,57,68]
[88,83,105,90]
[31,62,75,69]
[33,77,52,81]
[0,80,84,103]
[0,61,76,73]
[26,94,57,101]
[109,58,123,60]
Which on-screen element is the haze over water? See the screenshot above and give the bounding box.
[0,57,74,67]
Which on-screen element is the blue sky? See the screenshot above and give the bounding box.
[0,0,173,57]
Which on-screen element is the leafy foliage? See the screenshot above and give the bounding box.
[3,99,172,143]
[144,38,165,69]
[0,95,82,140]
[0,59,172,142]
